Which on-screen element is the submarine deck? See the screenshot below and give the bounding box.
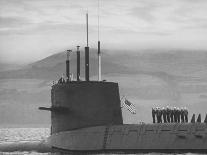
[49,123,207,152]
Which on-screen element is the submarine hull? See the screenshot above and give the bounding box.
[49,123,207,153]
[47,82,207,153]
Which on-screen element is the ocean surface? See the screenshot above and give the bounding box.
[0,128,50,155]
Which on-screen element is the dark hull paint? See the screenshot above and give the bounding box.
[49,124,207,152]
[49,82,207,153]
[52,147,207,154]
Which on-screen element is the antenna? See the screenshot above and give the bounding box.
[67,50,69,60]
[86,12,89,47]
[76,46,80,81]
[85,12,90,81]
[98,0,101,81]
[98,41,101,81]
[98,0,100,41]
[66,50,72,80]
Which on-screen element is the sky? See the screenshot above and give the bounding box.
[0,0,207,64]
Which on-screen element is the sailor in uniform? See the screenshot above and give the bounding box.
[58,77,63,84]
[177,107,181,123]
[166,106,171,123]
[162,107,167,123]
[159,107,163,123]
[181,107,185,123]
[155,107,159,123]
[170,107,174,123]
[184,107,188,123]
[173,107,177,123]
[158,107,162,123]
[152,107,156,123]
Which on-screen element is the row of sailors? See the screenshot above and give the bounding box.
[152,106,188,123]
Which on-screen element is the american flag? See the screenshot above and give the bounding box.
[121,97,136,114]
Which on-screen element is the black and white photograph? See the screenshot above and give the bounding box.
[0,0,207,154]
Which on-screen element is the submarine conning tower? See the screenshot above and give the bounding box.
[49,13,123,134]
[51,81,123,134]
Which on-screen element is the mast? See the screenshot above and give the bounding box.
[98,41,101,81]
[66,50,72,80]
[86,12,89,47]
[98,0,101,81]
[85,12,90,81]
[76,46,80,81]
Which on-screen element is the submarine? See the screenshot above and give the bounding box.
[39,13,207,154]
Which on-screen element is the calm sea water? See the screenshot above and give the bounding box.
[0,128,50,155]
[0,128,203,155]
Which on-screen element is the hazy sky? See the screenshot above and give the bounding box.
[0,0,207,63]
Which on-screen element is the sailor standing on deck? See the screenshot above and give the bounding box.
[174,107,177,123]
[162,107,167,123]
[184,107,188,123]
[157,107,162,123]
[181,107,185,123]
[166,106,170,123]
[58,77,64,84]
[152,107,156,123]
[170,107,174,123]
[158,107,162,123]
[155,107,159,123]
[177,107,181,123]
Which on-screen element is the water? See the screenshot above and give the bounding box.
[0,128,50,142]
[0,128,203,155]
[0,128,50,155]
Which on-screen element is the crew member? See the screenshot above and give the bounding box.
[174,107,177,123]
[184,107,188,123]
[58,77,63,84]
[160,107,163,123]
[170,107,174,123]
[162,107,167,123]
[181,107,184,123]
[155,107,159,123]
[158,107,162,123]
[62,77,65,83]
[152,107,156,123]
[177,107,181,123]
[166,106,171,123]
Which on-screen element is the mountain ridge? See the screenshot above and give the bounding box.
[1,49,207,125]
[1,49,207,80]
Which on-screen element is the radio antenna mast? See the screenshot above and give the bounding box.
[85,12,90,81]
[98,0,100,41]
[86,11,89,47]
[98,0,101,81]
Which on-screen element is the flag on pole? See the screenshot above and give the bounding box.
[121,97,136,114]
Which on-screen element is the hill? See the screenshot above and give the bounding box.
[1,49,207,126]
[1,49,207,80]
